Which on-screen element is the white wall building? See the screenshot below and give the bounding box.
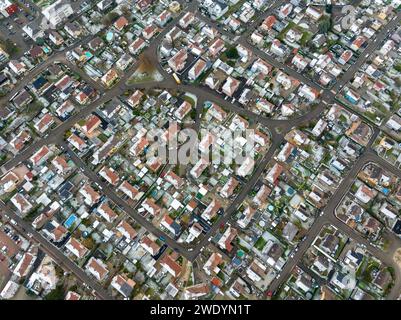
[42,0,73,28]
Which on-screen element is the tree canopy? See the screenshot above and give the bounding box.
[226,47,240,60]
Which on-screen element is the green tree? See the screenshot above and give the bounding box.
[121,5,131,19]
[326,4,333,14]
[35,37,45,46]
[3,39,19,56]
[44,285,65,300]
[102,12,119,26]
[394,64,401,73]
[318,16,332,34]
[226,47,240,60]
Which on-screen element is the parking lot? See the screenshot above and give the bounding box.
[0,2,37,59]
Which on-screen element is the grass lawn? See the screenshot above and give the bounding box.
[183,95,196,107]
[254,237,267,251]
[363,260,381,282]
[126,70,163,85]
[97,133,109,143]
[277,21,296,41]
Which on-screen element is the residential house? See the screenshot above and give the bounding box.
[86,257,109,282]
[116,220,137,241]
[65,238,88,259]
[97,202,118,223]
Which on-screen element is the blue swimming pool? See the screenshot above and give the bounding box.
[106,32,114,42]
[64,214,77,228]
[286,187,295,196]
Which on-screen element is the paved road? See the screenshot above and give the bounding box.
[62,131,282,261]
[1,3,198,174]
[1,1,401,299]
[62,143,197,258]
[331,12,401,93]
[0,200,113,300]
[6,2,398,174]
[267,133,401,299]
[193,8,401,299]
[237,0,287,42]
[195,7,401,110]
[0,31,103,106]
[0,4,202,268]
[190,135,284,258]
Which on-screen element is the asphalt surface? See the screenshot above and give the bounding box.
[0,1,400,299]
[0,200,113,300]
[267,132,401,299]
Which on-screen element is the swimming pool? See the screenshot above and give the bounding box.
[64,214,77,228]
[85,51,93,59]
[286,187,295,196]
[106,32,114,42]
